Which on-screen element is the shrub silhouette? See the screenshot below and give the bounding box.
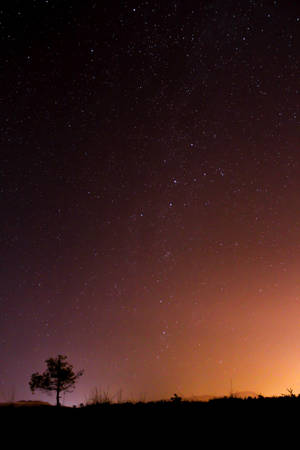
[29,354,84,407]
[170,393,182,403]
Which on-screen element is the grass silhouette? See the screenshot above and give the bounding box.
[2,392,300,445]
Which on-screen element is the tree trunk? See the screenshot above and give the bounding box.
[56,387,61,407]
[56,357,61,407]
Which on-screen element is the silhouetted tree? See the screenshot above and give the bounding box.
[29,354,84,407]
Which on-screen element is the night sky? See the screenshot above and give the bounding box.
[1,0,299,405]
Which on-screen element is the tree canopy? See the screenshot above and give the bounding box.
[29,354,84,406]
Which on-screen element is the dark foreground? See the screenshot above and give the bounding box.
[2,396,300,444]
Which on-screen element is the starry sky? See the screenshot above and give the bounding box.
[0,0,299,405]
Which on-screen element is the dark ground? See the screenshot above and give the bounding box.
[1,396,300,444]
